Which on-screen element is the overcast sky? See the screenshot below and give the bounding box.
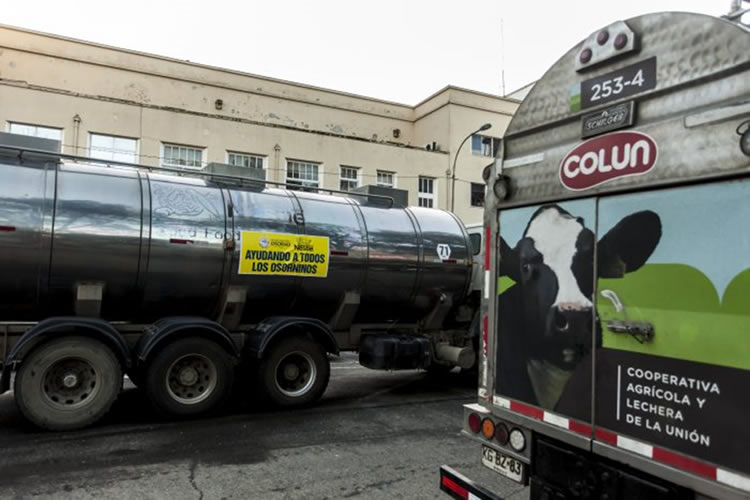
[3,1,729,104]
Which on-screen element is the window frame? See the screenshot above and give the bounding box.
[376,170,397,188]
[7,121,63,142]
[470,182,486,207]
[88,132,139,163]
[339,165,360,192]
[161,142,205,169]
[418,176,437,208]
[226,151,266,178]
[471,134,501,158]
[286,159,321,192]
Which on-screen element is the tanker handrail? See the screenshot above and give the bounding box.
[0,144,395,208]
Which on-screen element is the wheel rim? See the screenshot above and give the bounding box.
[41,357,102,410]
[274,350,317,397]
[165,354,218,405]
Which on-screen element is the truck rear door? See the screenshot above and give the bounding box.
[485,11,750,498]
[594,179,750,490]
[495,198,596,432]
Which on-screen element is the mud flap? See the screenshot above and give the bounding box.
[439,466,504,500]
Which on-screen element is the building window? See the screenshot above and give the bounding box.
[471,134,500,157]
[8,122,63,141]
[89,133,138,163]
[418,176,436,208]
[471,182,485,207]
[228,152,264,171]
[162,143,204,169]
[376,170,395,188]
[339,166,360,191]
[286,159,320,191]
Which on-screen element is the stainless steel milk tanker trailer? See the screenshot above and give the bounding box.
[0,133,481,430]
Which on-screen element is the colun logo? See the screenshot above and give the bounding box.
[559,131,658,191]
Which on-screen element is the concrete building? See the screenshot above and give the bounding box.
[0,24,519,223]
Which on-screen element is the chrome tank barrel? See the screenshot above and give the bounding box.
[0,154,472,325]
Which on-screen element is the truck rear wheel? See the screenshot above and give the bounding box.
[14,336,122,431]
[259,336,330,407]
[144,337,233,417]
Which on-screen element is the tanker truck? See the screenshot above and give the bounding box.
[440,8,750,500]
[0,132,481,430]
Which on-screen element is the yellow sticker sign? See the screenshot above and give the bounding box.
[238,231,329,278]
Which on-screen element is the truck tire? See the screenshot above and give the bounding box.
[259,336,330,407]
[143,337,233,417]
[14,336,122,431]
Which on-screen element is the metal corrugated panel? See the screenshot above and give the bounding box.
[500,13,750,206]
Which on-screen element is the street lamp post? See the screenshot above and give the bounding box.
[450,123,492,213]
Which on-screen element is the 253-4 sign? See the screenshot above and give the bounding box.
[581,57,656,109]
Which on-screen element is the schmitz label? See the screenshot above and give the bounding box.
[559,131,658,191]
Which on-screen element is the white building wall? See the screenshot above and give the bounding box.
[0,24,519,222]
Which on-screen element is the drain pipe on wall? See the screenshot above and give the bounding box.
[273,143,281,183]
[72,114,82,155]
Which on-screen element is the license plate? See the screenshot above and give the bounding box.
[481,445,525,483]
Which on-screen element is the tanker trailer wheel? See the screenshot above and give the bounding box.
[14,336,122,431]
[259,336,330,407]
[144,337,233,417]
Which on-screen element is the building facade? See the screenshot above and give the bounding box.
[0,24,519,223]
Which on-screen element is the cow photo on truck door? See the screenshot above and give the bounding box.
[496,200,661,422]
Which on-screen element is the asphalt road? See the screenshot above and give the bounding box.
[0,353,529,499]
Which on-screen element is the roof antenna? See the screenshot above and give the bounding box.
[500,17,506,96]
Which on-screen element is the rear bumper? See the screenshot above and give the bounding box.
[439,465,503,500]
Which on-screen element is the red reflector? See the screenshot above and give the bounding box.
[594,428,618,445]
[580,47,592,63]
[440,476,468,500]
[330,250,349,256]
[169,239,194,245]
[614,33,628,50]
[484,226,490,270]
[468,413,481,433]
[442,259,457,264]
[0,226,16,232]
[569,420,592,436]
[510,400,544,420]
[653,448,716,480]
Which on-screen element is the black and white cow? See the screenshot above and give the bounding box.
[497,205,661,421]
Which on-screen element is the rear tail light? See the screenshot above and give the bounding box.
[495,422,509,445]
[509,428,526,452]
[481,418,495,440]
[468,412,481,433]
